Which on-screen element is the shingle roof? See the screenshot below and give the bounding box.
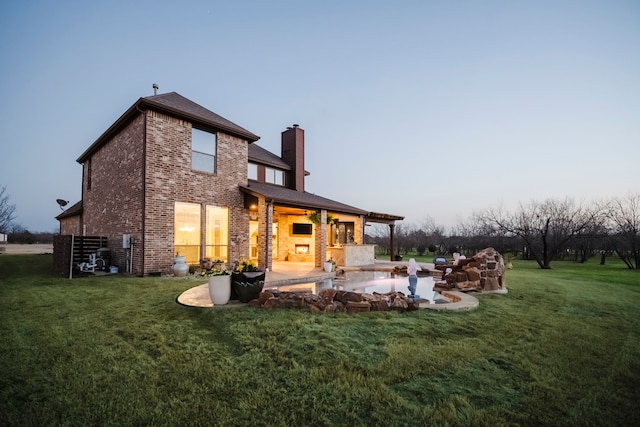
[77,92,259,163]
[143,92,259,142]
[239,182,369,216]
[55,200,82,220]
[248,144,291,170]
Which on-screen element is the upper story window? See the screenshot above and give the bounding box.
[192,128,216,173]
[265,167,284,186]
[248,163,258,180]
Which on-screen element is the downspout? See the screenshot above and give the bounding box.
[135,105,147,276]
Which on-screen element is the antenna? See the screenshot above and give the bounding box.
[152,83,159,95]
[56,199,68,210]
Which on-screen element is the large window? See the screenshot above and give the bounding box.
[205,205,229,261]
[265,167,284,186]
[192,128,216,173]
[175,203,230,264]
[174,202,201,263]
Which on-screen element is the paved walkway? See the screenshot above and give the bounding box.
[177,260,484,311]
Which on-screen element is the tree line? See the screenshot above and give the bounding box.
[367,194,640,270]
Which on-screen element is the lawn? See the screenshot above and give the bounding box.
[1,254,639,426]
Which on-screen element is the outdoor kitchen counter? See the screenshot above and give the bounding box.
[328,244,375,267]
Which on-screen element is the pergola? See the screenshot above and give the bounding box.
[365,212,405,261]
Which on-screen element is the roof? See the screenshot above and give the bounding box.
[77,92,260,163]
[55,201,82,220]
[248,144,291,170]
[239,182,370,216]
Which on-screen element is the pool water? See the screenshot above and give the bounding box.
[265,271,440,303]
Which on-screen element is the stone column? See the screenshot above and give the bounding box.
[314,209,328,268]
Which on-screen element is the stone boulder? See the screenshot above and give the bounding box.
[434,247,506,293]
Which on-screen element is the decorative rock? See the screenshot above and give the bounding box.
[346,301,371,313]
[432,247,506,293]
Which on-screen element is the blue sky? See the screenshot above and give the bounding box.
[1,0,638,233]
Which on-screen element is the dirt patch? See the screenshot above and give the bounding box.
[0,244,54,254]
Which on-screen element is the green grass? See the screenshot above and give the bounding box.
[1,254,639,426]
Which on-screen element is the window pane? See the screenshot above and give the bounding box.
[192,128,216,173]
[192,151,215,173]
[275,170,284,185]
[248,163,258,180]
[175,202,201,263]
[205,205,229,262]
[192,128,215,154]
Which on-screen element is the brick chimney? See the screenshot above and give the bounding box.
[281,124,305,192]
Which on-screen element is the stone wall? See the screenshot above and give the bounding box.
[249,289,420,313]
[434,247,506,292]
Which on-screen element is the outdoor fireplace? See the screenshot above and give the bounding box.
[295,244,310,254]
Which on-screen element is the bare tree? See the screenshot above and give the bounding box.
[0,185,17,233]
[476,198,606,269]
[607,193,640,269]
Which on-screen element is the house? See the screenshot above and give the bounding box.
[57,91,403,276]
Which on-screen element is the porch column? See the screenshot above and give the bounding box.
[314,209,328,268]
[257,198,273,271]
[389,223,396,261]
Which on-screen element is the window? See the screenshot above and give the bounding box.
[192,128,216,173]
[205,205,229,261]
[174,202,201,264]
[265,167,284,186]
[174,203,230,264]
[248,163,258,180]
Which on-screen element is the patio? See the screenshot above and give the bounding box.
[177,260,479,311]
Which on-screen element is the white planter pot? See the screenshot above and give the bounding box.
[323,262,333,273]
[208,275,231,305]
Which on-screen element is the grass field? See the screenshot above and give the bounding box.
[1,254,639,426]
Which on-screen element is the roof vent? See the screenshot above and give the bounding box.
[292,123,299,128]
[152,83,159,95]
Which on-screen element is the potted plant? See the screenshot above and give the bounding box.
[307,211,335,225]
[231,258,265,303]
[323,258,336,272]
[202,268,231,305]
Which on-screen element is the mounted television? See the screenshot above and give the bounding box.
[292,223,312,235]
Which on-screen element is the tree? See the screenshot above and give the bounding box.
[607,193,640,269]
[476,198,606,269]
[0,185,16,233]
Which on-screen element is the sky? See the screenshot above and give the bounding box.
[1,0,639,233]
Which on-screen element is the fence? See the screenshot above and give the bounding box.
[53,235,108,278]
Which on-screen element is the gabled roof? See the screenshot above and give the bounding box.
[240,182,369,216]
[77,92,260,163]
[248,144,291,170]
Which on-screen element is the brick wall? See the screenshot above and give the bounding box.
[143,111,249,275]
[59,216,81,235]
[82,114,145,273]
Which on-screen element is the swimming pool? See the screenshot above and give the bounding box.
[264,271,440,303]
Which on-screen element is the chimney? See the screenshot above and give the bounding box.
[281,124,305,192]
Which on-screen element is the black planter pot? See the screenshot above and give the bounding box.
[231,271,266,303]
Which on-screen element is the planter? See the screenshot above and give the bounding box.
[231,271,266,303]
[173,255,189,277]
[208,275,231,305]
[323,262,334,273]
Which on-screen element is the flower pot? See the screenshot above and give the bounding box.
[323,262,334,273]
[173,255,189,277]
[231,271,266,303]
[208,275,231,305]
